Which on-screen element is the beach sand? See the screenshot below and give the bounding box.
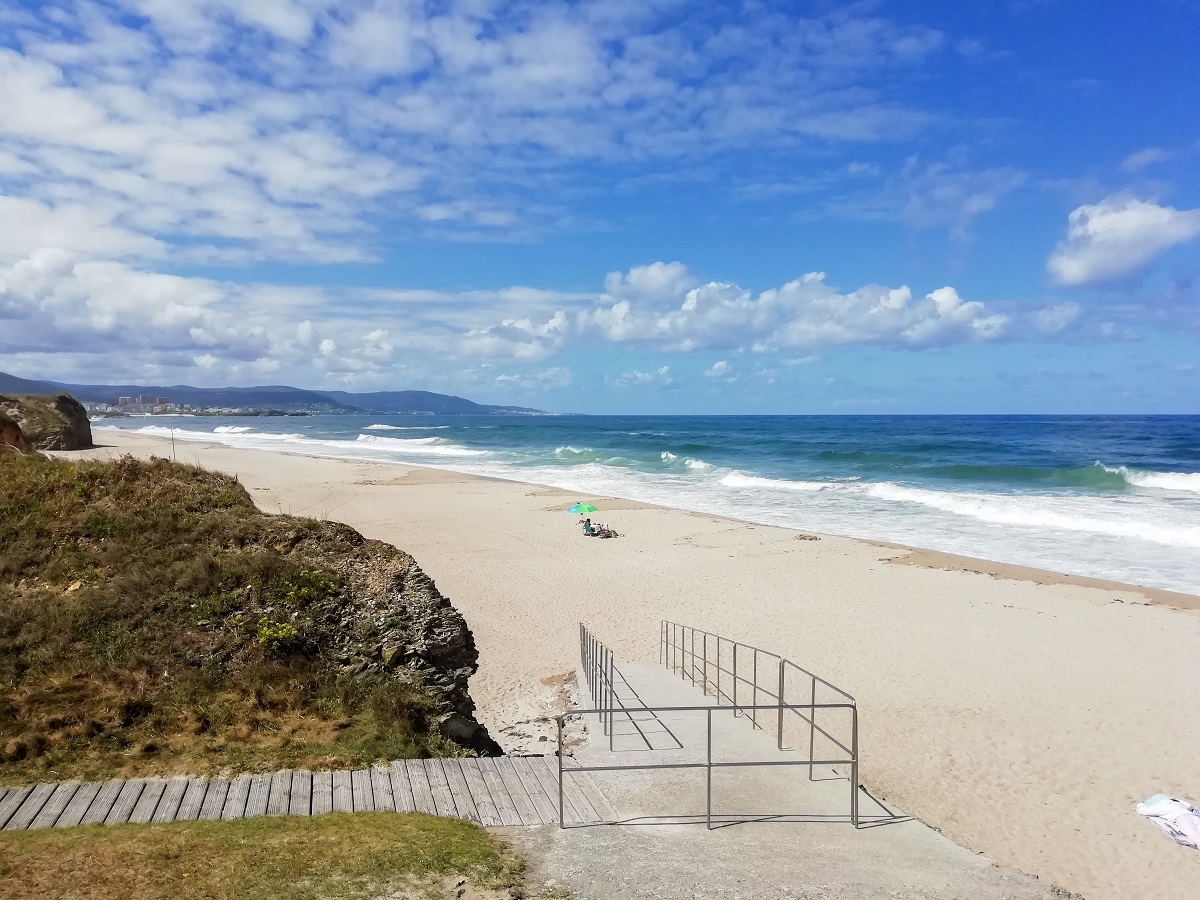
[68,431,1200,899]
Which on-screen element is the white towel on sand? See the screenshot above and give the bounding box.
[1136,795,1200,850]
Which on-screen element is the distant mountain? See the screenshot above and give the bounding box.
[0,371,59,395]
[0,371,544,415]
[319,390,541,415]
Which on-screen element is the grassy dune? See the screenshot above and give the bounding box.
[0,453,468,784]
[0,812,525,900]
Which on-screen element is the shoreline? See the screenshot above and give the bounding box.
[86,430,1200,611]
[54,431,1200,900]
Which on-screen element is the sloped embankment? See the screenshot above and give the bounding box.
[0,453,499,784]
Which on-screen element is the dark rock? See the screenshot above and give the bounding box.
[0,393,93,451]
[0,411,29,455]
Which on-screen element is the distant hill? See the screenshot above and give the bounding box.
[0,371,544,415]
[319,389,541,415]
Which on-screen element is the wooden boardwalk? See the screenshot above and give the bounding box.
[0,757,615,831]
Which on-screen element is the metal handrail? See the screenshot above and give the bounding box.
[659,620,858,787]
[557,702,859,829]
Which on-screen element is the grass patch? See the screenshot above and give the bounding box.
[0,453,473,785]
[0,812,525,900]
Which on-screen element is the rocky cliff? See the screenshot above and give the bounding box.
[0,411,28,455]
[0,393,93,450]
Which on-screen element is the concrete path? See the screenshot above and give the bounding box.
[0,757,613,830]
[507,657,1072,899]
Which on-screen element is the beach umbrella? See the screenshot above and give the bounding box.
[569,503,598,514]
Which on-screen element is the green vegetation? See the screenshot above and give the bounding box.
[0,453,467,785]
[0,812,526,900]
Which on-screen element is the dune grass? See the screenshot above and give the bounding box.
[0,812,525,900]
[0,453,464,785]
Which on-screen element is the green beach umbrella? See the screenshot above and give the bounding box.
[569,503,598,514]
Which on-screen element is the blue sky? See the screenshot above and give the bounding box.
[0,0,1197,413]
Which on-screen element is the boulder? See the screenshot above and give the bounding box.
[0,411,28,455]
[0,393,93,451]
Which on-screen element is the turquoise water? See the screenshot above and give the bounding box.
[98,415,1200,594]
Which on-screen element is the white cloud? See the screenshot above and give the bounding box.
[824,152,1026,238]
[579,264,1008,352]
[0,2,954,263]
[1047,195,1200,286]
[704,360,731,378]
[606,366,676,389]
[1121,147,1172,172]
[493,366,574,391]
[1030,302,1082,335]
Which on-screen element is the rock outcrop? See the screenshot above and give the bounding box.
[309,529,502,755]
[0,393,93,450]
[0,410,29,455]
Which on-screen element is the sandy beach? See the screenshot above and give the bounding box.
[68,430,1200,900]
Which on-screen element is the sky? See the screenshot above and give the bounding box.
[0,0,1198,414]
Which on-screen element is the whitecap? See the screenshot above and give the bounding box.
[1103,465,1200,495]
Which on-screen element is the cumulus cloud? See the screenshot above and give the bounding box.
[704,360,732,378]
[1047,195,1200,286]
[578,264,1008,352]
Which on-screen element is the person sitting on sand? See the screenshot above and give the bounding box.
[583,518,595,536]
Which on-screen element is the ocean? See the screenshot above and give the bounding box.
[96,415,1200,595]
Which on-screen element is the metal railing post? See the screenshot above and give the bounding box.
[777,659,785,750]
[702,631,708,696]
[732,644,739,716]
[706,707,713,830]
[557,716,564,828]
[607,649,615,751]
[851,706,860,828]
[751,648,758,727]
[809,675,817,780]
[716,637,722,704]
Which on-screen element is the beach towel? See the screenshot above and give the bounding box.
[1136,794,1200,850]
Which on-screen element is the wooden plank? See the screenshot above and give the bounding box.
[128,779,167,825]
[370,766,395,812]
[492,759,542,826]
[350,769,374,812]
[421,758,457,818]
[565,762,618,822]
[243,775,271,818]
[221,775,251,820]
[56,781,103,828]
[541,756,597,823]
[5,783,57,830]
[311,772,333,816]
[389,761,415,813]
[198,779,229,821]
[30,782,80,829]
[289,771,312,816]
[479,759,525,827]
[510,758,561,825]
[0,788,7,807]
[79,779,123,826]
[331,770,353,813]
[442,759,481,823]
[0,786,36,830]
[104,780,146,825]
[265,771,291,816]
[405,760,437,815]
[176,779,208,821]
[456,760,498,826]
[151,777,189,824]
